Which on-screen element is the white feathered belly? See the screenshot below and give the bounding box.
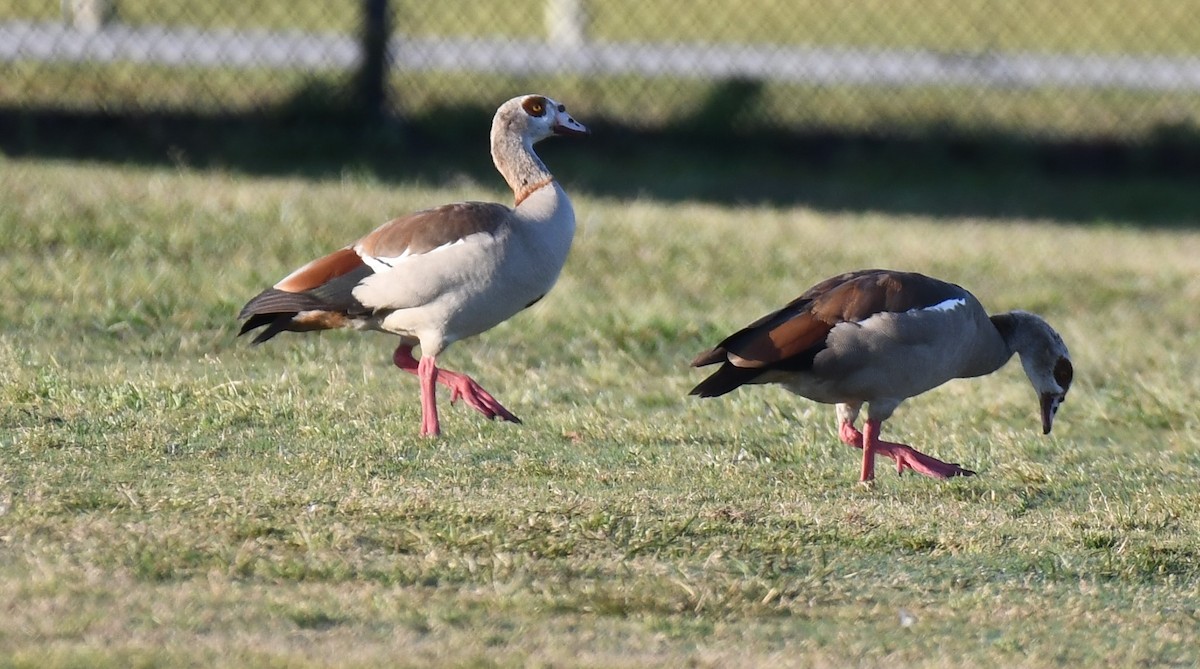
[355,184,576,351]
[368,227,571,349]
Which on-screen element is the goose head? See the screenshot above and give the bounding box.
[493,94,589,146]
[1002,311,1073,434]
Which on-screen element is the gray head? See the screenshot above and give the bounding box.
[491,94,589,147]
[996,311,1073,434]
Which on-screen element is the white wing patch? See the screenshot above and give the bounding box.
[358,252,395,272]
[355,238,467,272]
[912,297,966,314]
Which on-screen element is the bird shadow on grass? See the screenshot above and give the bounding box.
[2,77,1199,228]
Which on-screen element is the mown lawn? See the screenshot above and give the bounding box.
[1,155,1198,667]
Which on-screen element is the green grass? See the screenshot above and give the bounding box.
[1,154,1199,667]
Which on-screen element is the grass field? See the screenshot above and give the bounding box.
[2,150,1199,667]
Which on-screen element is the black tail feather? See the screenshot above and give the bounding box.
[238,312,279,336]
[237,288,333,344]
[689,362,762,398]
[249,316,295,344]
[690,346,728,368]
[236,313,297,344]
[238,288,328,320]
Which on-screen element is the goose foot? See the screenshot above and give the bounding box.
[839,419,975,481]
[873,440,976,480]
[438,369,521,424]
[394,344,521,429]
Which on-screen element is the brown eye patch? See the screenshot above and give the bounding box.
[522,96,548,117]
[1054,357,1073,391]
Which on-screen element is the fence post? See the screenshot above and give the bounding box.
[62,0,116,32]
[546,0,588,48]
[359,0,390,120]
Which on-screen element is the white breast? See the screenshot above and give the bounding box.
[372,182,576,350]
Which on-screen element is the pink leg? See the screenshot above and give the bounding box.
[838,418,974,480]
[837,417,877,481]
[393,344,521,428]
[416,354,440,437]
[866,419,976,480]
[860,420,880,482]
[838,419,864,447]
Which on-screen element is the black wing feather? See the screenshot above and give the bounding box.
[236,262,375,343]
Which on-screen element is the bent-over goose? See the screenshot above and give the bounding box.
[238,94,589,437]
[690,269,1073,482]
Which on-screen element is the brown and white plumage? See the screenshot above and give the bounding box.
[690,269,1074,482]
[239,94,589,437]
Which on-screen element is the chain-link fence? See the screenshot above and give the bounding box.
[3,0,1200,142]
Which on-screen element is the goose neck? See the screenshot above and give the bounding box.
[492,132,553,205]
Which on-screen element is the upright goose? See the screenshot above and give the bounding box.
[690,269,1073,482]
[239,94,589,437]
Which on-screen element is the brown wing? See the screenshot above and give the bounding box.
[689,270,967,396]
[356,202,511,260]
[238,201,513,343]
[732,270,968,366]
[696,270,884,370]
[274,247,366,292]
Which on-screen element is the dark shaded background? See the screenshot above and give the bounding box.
[3,1,1198,227]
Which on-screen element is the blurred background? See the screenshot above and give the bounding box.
[2,0,1198,223]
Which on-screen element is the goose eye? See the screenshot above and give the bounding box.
[522,97,547,117]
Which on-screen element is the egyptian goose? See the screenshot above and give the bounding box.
[690,269,1073,482]
[238,94,588,437]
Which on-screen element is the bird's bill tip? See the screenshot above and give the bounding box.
[1039,392,1059,434]
[552,108,589,136]
[552,120,590,137]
